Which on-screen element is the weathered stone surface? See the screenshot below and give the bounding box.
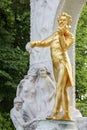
[29,117,87,130]
[76,117,87,130]
[36,120,78,130]
[25,117,87,130]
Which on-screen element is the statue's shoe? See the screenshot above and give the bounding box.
[46,115,59,120]
[60,114,71,120]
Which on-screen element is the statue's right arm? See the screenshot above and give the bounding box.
[10,109,26,127]
[10,109,19,128]
[30,34,54,48]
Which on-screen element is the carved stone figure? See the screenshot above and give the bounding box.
[10,97,31,130]
[11,66,56,130]
[35,66,56,119]
[20,77,38,121]
[19,66,56,121]
[30,12,74,120]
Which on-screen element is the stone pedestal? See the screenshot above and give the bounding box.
[36,120,78,130]
[26,117,87,130]
[76,117,87,130]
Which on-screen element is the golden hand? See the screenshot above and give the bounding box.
[58,27,64,35]
[30,42,36,48]
[58,25,69,36]
[30,41,40,48]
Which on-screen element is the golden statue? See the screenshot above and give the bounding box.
[30,12,74,120]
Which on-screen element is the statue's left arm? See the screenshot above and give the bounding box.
[59,31,74,51]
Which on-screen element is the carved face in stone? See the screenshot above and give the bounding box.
[14,102,23,111]
[39,67,48,77]
[14,97,23,111]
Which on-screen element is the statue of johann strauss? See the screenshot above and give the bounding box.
[31,12,74,120]
[10,12,74,130]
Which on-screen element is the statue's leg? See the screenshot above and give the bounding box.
[47,62,68,120]
[53,63,68,118]
[61,85,71,120]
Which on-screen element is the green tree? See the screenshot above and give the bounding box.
[0,0,30,49]
[0,0,30,113]
[0,47,29,112]
[0,113,15,130]
[76,2,87,116]
[0,0,30,129]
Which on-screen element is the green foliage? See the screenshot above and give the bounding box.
[0,46,29,112]
[76,3,87,100]
[76,100,87,117]
[0,0,30,111]
[76,3,87,116]
[0,112,15,130]
[0,0,30,128]
[0,0,30,49]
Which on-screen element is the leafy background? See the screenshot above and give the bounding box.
[76,3,87,116]
[0,0,87,129]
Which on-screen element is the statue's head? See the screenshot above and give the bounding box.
[38,66,50,78]
[57,12,72,27]
[14,97,23,110]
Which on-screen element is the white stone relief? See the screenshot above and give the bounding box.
[10,97,31,130]
[11,67,56,129]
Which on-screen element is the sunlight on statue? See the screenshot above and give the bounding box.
[30,12,74,120]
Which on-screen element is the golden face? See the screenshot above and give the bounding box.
[58,16,67,27]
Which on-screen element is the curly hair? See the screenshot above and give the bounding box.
[57,12,72,25]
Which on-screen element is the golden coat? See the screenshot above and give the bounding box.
[34,31,74,87]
